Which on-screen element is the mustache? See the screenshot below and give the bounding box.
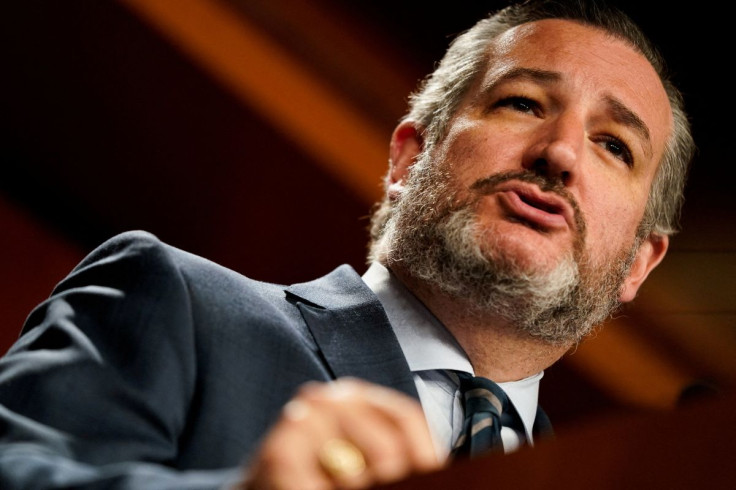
[470,171,586,236]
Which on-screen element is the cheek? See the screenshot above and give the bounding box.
[441,126,525,185]
[582,185,647,259]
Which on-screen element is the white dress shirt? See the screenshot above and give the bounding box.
[362,262,543,458]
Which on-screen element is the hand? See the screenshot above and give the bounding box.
[238,377,443,490]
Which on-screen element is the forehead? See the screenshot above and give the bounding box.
[480,18,673,159]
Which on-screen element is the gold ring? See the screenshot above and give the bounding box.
[318,438,366,480]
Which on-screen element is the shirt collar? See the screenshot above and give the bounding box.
[362,262,543,438]
[362,262,472,373]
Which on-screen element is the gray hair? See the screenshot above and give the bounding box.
[369,0,695,259]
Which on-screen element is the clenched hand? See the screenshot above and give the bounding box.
[237,378,443,490]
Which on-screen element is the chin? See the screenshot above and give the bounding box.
[477,223,573,275]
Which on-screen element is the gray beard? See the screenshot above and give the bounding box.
[382,159,639,345]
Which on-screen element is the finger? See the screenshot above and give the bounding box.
[337,378,442,472]
[297,381,389,488]
[309,379,441,480]
[280,388,377,489]
[333,397,413,484]
[316,438,369,489]
[246,379,442,490]
[247,432,333,490]
[246,399,336,490]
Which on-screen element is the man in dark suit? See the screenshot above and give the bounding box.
[0,1,695,489]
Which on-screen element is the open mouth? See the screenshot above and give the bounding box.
[470,173,580,233]
[494,185,573,232]
[517,192,564,215]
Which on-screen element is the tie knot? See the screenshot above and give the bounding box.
[457,372,510,416]
[452,372,514,458]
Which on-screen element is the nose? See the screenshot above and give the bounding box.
[522,114,584,186]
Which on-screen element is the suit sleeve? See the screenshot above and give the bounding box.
[0,231,241,489]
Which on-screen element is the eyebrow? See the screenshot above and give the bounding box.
[481,67,654,158]
[475,66,558,113]
[483,66,562,90]
[604,95,652,158]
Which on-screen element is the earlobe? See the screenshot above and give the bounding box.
[619,233,669,303]
[387,121,424,200]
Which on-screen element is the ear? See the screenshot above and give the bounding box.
[387,121,424,200]
[619,233,669,302]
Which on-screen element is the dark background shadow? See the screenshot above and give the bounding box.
[1,0,733,429]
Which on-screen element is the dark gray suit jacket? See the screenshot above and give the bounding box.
[0,230,418,489]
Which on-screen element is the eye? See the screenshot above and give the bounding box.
[495,96,539,115]
[598,135,633,166]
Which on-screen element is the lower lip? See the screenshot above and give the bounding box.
[496,190,568,230]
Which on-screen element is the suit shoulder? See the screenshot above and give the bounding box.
[76,230,167,266]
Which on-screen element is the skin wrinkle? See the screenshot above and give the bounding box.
[469,170,587,243]
[475,68,654,164]
[383,20,669,352]
[385,140,636,346]
[503,21,667,260]
[359,8,694,382]
[604,95,652,156]
[488,24,662,162]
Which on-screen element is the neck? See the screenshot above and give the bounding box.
[390,264,572,382]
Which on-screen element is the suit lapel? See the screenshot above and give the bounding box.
[286,265,418,400]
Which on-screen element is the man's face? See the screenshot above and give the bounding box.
[386,19,672,343]
[439,19,670,277]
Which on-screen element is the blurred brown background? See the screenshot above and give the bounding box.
[1,0,734,435]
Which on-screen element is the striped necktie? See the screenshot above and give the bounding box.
[451,372,526,458]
